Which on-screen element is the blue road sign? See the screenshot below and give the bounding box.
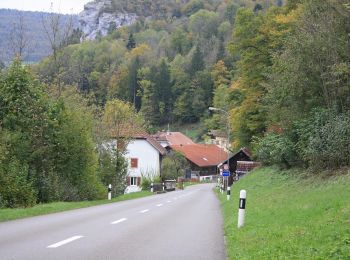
[222,170,230,177]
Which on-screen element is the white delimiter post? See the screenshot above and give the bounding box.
[227,186,231,201]
[151,182,154,193]
[238,189,246,228]
[108,184,112,200]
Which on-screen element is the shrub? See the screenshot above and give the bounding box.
[305,111,350,169]
[0,159,36,208]
[255,133,296,168]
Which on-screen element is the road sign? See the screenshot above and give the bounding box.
[222,170,230,177]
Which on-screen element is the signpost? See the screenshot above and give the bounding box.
[222,170,230,177]
[222,169,230,191]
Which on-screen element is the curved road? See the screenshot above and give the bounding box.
[0,183,226,260]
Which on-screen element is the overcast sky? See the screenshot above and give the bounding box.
[0,0,93,14]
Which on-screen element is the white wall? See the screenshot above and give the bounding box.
[125,139,160,179]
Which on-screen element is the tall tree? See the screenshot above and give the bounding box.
[126,33,136,50]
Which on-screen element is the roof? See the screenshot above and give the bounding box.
[152,131,194,146]
[171,144,228,167]
[109,126,166,155]
[153,131,194,145]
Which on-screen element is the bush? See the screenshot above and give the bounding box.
[255,133,296,168]
[0,159,36,208]
[305,111,350,169]
[97,148,128,197]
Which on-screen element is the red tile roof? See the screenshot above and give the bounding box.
[152,132,194,146]
[171,144,228,167]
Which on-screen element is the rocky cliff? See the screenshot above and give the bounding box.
[79,0,137,41]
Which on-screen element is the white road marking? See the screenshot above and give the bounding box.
[111,218,127,225]
[156,204,163,207]
[167,200,172,203]
[140,209,149,213]
[47,236,83,248]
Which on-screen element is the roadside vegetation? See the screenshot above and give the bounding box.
[217,167,350,259]
[0,191,152,222]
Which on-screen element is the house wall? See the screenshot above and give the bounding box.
[188,161,218,176]
[125,139,161,180]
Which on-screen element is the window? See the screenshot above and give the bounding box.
[130,177,137,186]
[130,158,138,168]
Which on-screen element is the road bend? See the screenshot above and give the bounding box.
[0,183,226,260]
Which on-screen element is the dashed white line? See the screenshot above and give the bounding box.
[140,209,149,213]
[47,236,84,248]
[167,200,172,203]
[156,204,163,207]
[111,218,127,225]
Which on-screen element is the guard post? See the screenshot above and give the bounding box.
[151,182,154,193]
[238,189,246,228]
[108,184,112,200]
[227,186,231,201]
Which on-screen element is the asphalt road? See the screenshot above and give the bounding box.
[0,183,226,260]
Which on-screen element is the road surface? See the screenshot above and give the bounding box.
[0,184,226,260]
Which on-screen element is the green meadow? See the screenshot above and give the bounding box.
[217,167,350,259]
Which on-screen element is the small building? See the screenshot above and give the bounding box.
[124,133,166,193]
[171,143,228,177]
[219,147,253,185]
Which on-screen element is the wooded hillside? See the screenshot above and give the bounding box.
[1,0,349,208]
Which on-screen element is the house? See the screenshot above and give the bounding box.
[124,132,166,193]
[170,143,229,179]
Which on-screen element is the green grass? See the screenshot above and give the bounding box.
[217,167,350,259]
[0,191,152,222]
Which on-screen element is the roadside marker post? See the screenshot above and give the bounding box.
[227,186,231,201]
[108,184,112,200]
[238,189,246,228]
[162,182,165,191]
[151,182,154,193]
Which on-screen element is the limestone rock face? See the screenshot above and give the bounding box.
[79,0,137,40]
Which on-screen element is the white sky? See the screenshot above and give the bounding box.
[0,0,93,14]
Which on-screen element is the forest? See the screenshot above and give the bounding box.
[0,0,349,208]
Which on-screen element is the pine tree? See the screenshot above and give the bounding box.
[190,45,204,76]
[126,33,136,50]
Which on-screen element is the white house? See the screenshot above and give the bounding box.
[124,133,166,193]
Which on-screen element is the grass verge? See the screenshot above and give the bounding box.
[216,167,350,259]
[0,191,152,222]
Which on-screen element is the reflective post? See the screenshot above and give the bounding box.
[238,190,246,228]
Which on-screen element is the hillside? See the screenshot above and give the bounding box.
[218,167,350,259]
[0,9,78,63]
